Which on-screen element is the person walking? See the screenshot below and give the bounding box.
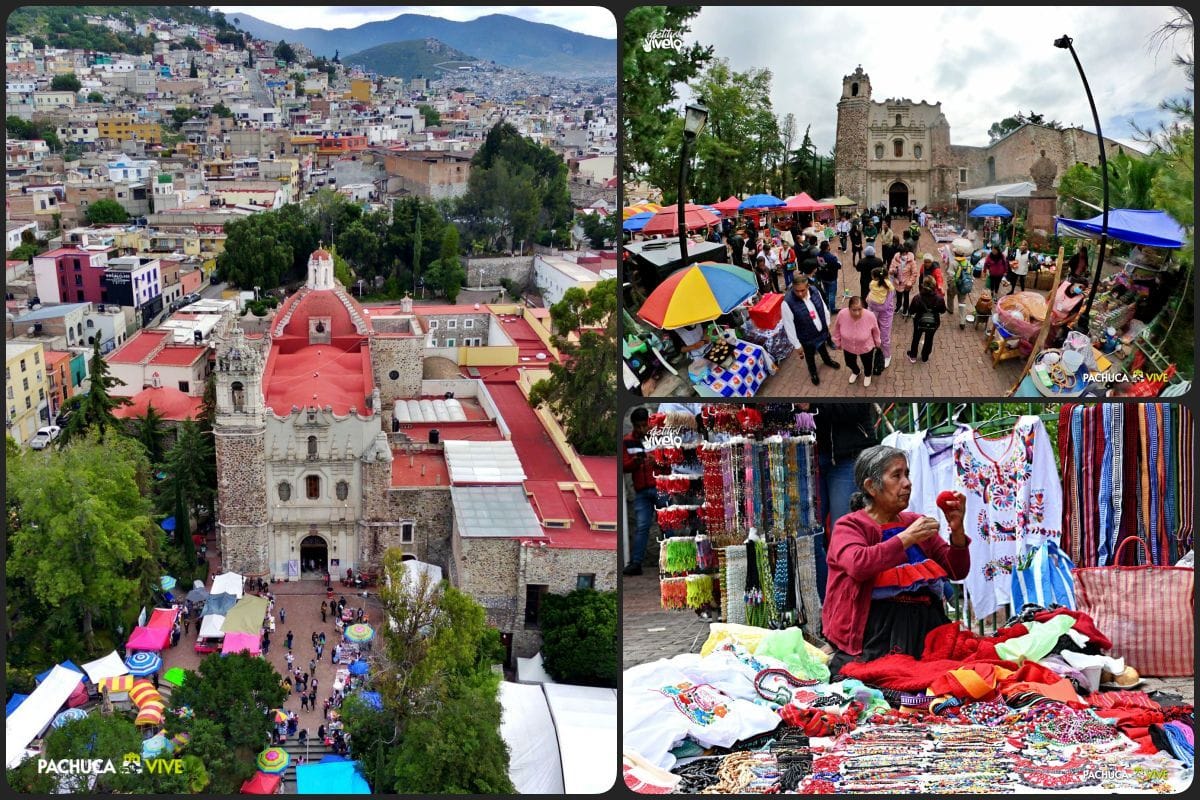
[890,243,918,317]
[837,216,850,252]
[949,257,974,328]
[906,277,948,363]
[1009,241,1030,293]
[318,632,326,647]
[279,607,285,624]
[285,651,294,669]
[862,216,878,249]
[779,237,797,288]
[621,406,657,576]
[816,240,841,313]
[830,296,882,387]
[309,657,317,675]
[311,632,318,651]
[879,223,896,269]
[983,244,1008,295]
[308,687,317,710]
[729,229,745,267]
[301,693,309,712]
[848,221,864,267]
[856,245,884,302]
[781,274,842,386]
[866,267,896,370]
[320,601,327,623]
[285,630,294,651]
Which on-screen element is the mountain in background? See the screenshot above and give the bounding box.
[230,12,615,77]
[342,39,476,81]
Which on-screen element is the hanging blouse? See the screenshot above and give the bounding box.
[953,416,1063,620]
[881,429,960,541]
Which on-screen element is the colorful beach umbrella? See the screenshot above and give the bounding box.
[51,708,88,728]
[623,202,662,219]
[637,263,759,330]
[270,708,289,724]
[344,623,375,643]
[739,194,786,211]
[257,747,291,775]
[125,651,162,677]
[160,575,177,591]
[640,204,722,236]
[622,211,654,232]
[161,667,187,687]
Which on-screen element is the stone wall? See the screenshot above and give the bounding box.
[215,426,270,574]
[511,545,618,659]
[456,537,521,634]
[464,256,533,290]
[358,486,454,569]
[423,311,491,347]
[834,69,871,204]
[368,335,423,411]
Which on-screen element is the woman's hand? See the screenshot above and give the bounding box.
[898,516,940,548]
[938,490,967,532]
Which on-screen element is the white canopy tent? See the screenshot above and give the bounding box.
[210,572,244,598]
[516,652,558,685]
[957,181,1035,201]
[543,683,618,795]
[81,651,129,684]
[198,614,227,639]
[498,682,565,794]
[6,665,83,768]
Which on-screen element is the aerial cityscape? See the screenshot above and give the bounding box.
[6,5,617,794]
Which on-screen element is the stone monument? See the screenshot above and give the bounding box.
[1027,150,1058,247]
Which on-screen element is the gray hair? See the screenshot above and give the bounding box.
[849,445,908,511]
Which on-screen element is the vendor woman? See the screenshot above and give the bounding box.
[821,445,970,677]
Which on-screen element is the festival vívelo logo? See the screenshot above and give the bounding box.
[643,28,686,52]
[36,753,184,776]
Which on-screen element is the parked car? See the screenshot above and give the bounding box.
[29,425,61,450]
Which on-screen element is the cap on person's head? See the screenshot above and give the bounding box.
[864,245,876,257]
[631,407,649,424]
[923,253,934,262]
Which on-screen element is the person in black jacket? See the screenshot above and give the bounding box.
[848,221,864,266]
[729,231,745,267]
[906,276,948,363]
[781,275,841,385]
[815,240,842,313]
[856,245,885,302]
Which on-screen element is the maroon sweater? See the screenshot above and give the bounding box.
[821,509,972,656]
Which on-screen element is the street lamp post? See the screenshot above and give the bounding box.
[1055,34,1109,333]
[676,102,709,268]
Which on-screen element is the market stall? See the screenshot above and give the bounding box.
[624,402,1194,794]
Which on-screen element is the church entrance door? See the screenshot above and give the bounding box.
[299,535,328,579]
[888,182,909,217]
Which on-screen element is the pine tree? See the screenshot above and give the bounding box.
[59,339,131,446]
[132,404,167,464]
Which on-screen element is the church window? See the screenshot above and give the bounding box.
[524,584,549,628]
[875,143,884,160]
[400,520,414,543]
[914,144,922,159]
[336,480,349,501]
[278,481,291,501]
[307,435,318,459]
[315,321,325,334]
[850,82,859,97]
[388,370,400,380]
[894,139,904,158]
[896,114,902,126]
[959,168,968,183]
[305,475,321,499]
[231,381,244,412]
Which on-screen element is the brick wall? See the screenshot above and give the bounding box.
[464,256,533,290]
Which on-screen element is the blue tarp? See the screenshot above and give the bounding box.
[622,211,653,232]
[968,202,1013,218]
[295,761,370,794]
[203,592,239,617]
[35,661,85,687]
[358,691,382,710]
[1055,209,1187,249]
[347,661,369,676]
[319,755,348,764]
[6,693,30,717]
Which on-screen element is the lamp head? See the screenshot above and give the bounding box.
[683,101,708,139]
[1054,35,1073,49]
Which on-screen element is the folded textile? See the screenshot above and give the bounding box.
[1094,707,1167,754]
[994,615,1077,663]
[838,654,1018,692]
[1031,608,1113,650]
[921,621,1028,662]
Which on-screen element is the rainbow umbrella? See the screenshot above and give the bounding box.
[640,204,722,236]
[51,708,88,728]
[623,202,661,219]
[344,623,374,643]
[125,651,162,677]
[637,263,759,330]
[256,747,291,775]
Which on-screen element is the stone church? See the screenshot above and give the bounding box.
[834,66,1139,210]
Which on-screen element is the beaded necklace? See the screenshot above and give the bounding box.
[785,438,802,533]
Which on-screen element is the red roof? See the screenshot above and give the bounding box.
[107,330,168,364]
[274,287,372,339]
[43,349,72,367]
[263,344,373,415]
[149,345,208,366]
[113,386,203,421]
[391,451,449,487]
[34,248,91,259]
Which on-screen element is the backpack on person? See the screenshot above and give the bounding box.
[916,307,940,332]
[955,263,974,296]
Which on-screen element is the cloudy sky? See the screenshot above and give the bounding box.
[672,6,1189,153]
[214,6,616,38]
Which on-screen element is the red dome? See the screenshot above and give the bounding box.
[273,287,373,339]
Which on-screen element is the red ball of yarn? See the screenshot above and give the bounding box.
[936,490,958,512]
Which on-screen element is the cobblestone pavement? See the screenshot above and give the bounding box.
[621,568,709,668]
[761,221,1049,398]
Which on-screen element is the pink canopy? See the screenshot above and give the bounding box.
[66,681,90,708]
[126,625,171,652]
[784,192,835,213]
[147,607,179,628]
[221,632,262,656]
[711,195,743,215]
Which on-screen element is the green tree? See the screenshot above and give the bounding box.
[170,104,199,129]
[5,714,146,793]
[540,589,617,687]
[180,35,202,51]
[211,100,233,118]
[7,434,155,652]
[273,39,296,64]
[335,218,382,278]
[10,242,41,261]
[189,58,198,78]
[131,404,167,464]
[85,197,129,224]
[527,279,617,456]
[987,110,1064,142]
[425,224,465,302]
[157,418,216,526]
[577,212,616,249]
[59,339,132,445]
[332,250,354,287]
[418,104,441,127]
[386,196,448,291]
[50,71,81,92]
[86,90,104,103]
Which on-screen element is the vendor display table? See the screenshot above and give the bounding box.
[692,341,777,398]
[332,668,349,693]
[738,318,794,364]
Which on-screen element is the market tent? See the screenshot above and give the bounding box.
[6,665,82,768]
[295,760,371,794]
[543,683,617,795]
[198,614,227,639]
[126,625,171,652]
[957,181,1035,201]
[35,661,85,687]
[739,193,786,210]
[221,631,262,656]
[711,195,743,215]
[240,772,282,795]
[819,195,857,207]
[516,651,558,685]
[968,202,1014,218]
[220,595,269,635]
[783,192,835,212]
[399,559,443,593]
[5,693,29,718]
[499,681,565,794]
[622,211,654,232]
[81,651,129,684]
[147,607,179,628]
[1055,208,1186,249]
[203,593,239,617]
[210,572,244,598]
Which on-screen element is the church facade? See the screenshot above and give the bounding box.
[834,66,1138,210]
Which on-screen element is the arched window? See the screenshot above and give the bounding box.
[875,143,884,160]
[894,139,904,158]
[278,481,292,501]
[850,82,859,97]
[305,475,320,499]
[914,144,923,159]
[307,435,318,459]
[336,480,349,501]
[86,319,94,328]
[231,381,244,412]
[896,114,902,126]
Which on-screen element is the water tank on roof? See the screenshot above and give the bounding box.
[428,428,439,445]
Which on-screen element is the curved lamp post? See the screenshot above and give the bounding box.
[1055,34,1109,333]
[676,101,709,267]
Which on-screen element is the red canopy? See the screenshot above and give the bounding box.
[126,625,171,652]
[784,192,835,213]
[711,195,743,215]
[640,204,722,236]
[147,607,179,628]
[241,772,282,794]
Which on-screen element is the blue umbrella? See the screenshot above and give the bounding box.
[160,516,176,531]
[739,194,786,211]
[52,708,88,728]
[358,691,383,710]
[622,211,654,232]
[968,202,1013,218]
[347,660,369,676]
[700,205,723,217]
[125,651,162,677]
[160,575,177,591]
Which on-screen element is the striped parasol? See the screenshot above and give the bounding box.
[160,575,177,591]
[256,747,291,774]
[270,708,288,724]
[623,202,662,219]
[98,675,135,693]
[125,651,162,677]
[51,708,88,728]
[637,263,759,329]
[343,623,374,643]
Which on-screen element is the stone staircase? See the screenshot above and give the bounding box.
[276,738,336,794]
